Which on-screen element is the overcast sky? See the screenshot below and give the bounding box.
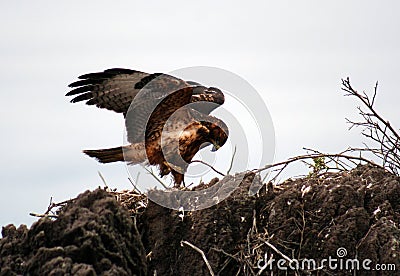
[1,1,399,228]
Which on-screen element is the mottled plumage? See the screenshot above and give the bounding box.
[67,68,228,186]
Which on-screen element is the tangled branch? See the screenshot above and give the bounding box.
[30,197,74,219]
[30,187,147,219]
[254,148,378,183]
[342,77,400,176]
[254,78,399,183]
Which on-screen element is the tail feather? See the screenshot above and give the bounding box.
[83,143,147,164]
[83,147,124,163]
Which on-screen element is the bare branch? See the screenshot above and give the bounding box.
[341,77,400,176]
[97,171,108,188]
[227,145,237,175]
[143,166,169,189]
[254,151,376,175]
[259,238,293,264]
[181,240,215,276]
[29,212,58,219]
[191,160,225,176]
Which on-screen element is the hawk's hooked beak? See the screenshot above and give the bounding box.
[211,143,220,152]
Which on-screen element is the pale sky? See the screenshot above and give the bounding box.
[1,1,399,228]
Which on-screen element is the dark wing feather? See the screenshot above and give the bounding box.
[125,83,193,143]
[189,86,225,114]
[66,68,151,114]
[67,68,226,143]
[124,73,192,143]
[66,68,198,116]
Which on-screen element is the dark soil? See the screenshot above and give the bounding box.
[0,190,147,275]
[1,165,399,275]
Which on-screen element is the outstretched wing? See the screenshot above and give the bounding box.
[66,68,225,115]
[66,68,161,115]
[67,68,226,142]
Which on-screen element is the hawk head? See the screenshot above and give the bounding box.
[201,120,229,152]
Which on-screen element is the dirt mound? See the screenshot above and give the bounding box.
[1,165,399,275]
[0,190,147,275]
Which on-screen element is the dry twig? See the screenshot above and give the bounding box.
[191,160,225,176]
[181,240,215,276]
[29,197,74,219]
[227,145,237,175]
[259,238,293,265]
[254,151,378,183]
[342,77,400,175]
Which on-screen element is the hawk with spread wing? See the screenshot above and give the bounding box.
[66,68,228,186]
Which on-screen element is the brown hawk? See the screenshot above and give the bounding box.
[66,68,228,186]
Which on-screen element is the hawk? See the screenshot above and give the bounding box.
[66,68,228,186]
